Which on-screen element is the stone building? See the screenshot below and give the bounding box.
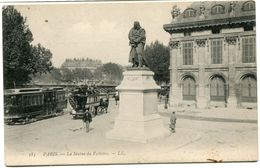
[163,1,256,109]
[61,58,102,73]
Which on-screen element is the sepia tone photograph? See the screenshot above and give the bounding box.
[1,0,258,166]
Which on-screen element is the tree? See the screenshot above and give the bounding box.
[101,63,123,84]
[50,68,63,82]
[31,44,53,74]
[144,41,170,84]
[3,6,53,88]
[72,68,93,82]
[60,68,74,82]
[93,67,103,81]
[81,68,93,80]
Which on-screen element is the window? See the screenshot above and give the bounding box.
[241,75,257,102]
[183,8,196,18]
[242,1,255,11]
[210,76,226,101]
[23,95,43,106]
[212,28,220,34]
[183,76,196,100]
[211,5,225,15]
[183,42,193,65]
[211,39,223,64]
[242,37,256,63]
[244,25,254,31]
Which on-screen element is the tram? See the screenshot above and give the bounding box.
[4,87,67,124]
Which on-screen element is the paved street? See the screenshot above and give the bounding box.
[5,99,258,166]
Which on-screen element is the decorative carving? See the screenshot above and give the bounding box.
[195,39,207,47]
[229,1,236,16]
[225,36,238,45]
[171,5,180,21]
[169,40,180,49]
[199,3,206,19]
[230,2,236,11]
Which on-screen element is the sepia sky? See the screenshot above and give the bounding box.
[15,2,191,68]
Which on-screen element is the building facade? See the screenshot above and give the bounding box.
[163,1,256,109]
[61,58,102,73]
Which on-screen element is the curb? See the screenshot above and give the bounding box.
[159,112,257,124]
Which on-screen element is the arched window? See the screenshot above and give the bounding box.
[242,1,255,11]
[241,75,257,102]
[211,5,225,15]
[210,76,226,101]
[183,8,196,18]
[183,76,196,100]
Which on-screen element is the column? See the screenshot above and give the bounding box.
[225,36,238,108]
[196,39,208,108]
[169,40,180,107]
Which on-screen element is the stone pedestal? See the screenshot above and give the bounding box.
[106,68,169,143]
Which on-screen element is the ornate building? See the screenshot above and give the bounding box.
[61,58,102,73]
[163,1,256,109]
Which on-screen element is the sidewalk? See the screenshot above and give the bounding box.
[158,104,258,123]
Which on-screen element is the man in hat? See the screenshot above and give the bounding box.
[169,111,177,133]
[128,21,147,67]
[82,109,92,133]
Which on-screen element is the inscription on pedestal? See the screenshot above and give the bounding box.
[126,76,139,81]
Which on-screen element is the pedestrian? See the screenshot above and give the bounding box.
[82,110,92,133]
[169,111,177,133]
[164,92,169,109]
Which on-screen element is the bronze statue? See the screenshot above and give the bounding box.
[128,21,147,68]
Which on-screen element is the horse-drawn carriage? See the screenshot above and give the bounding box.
[69,86,110,119]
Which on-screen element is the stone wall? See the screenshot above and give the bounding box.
[169,30,256,109]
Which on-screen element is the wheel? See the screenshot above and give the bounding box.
[97,106,102,114]
[88,106,95,117]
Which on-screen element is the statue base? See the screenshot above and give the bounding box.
[106,69,170,143]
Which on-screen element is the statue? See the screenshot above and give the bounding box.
[229,1,236,16]
[128,21,147,68]
[199,3,206,19]
[199,4,205,16]
[171,5,180,21]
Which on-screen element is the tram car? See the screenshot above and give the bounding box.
[4,87,67,125]
[69,86,109,119]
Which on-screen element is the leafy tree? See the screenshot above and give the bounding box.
[31,44,53,74]
[101,63,123,83]
[93,67,103,81]
[81,68,93,80]
[60,68,74,82]
[72,68,93,82]
[144,41,170,84]
[50,68,63,82]
[3,6,53,88]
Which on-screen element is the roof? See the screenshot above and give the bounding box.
[4,88,42,95]
[61,58,102,68]
[163,1,255,34]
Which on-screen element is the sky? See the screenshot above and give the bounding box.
[14,1,191,68]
